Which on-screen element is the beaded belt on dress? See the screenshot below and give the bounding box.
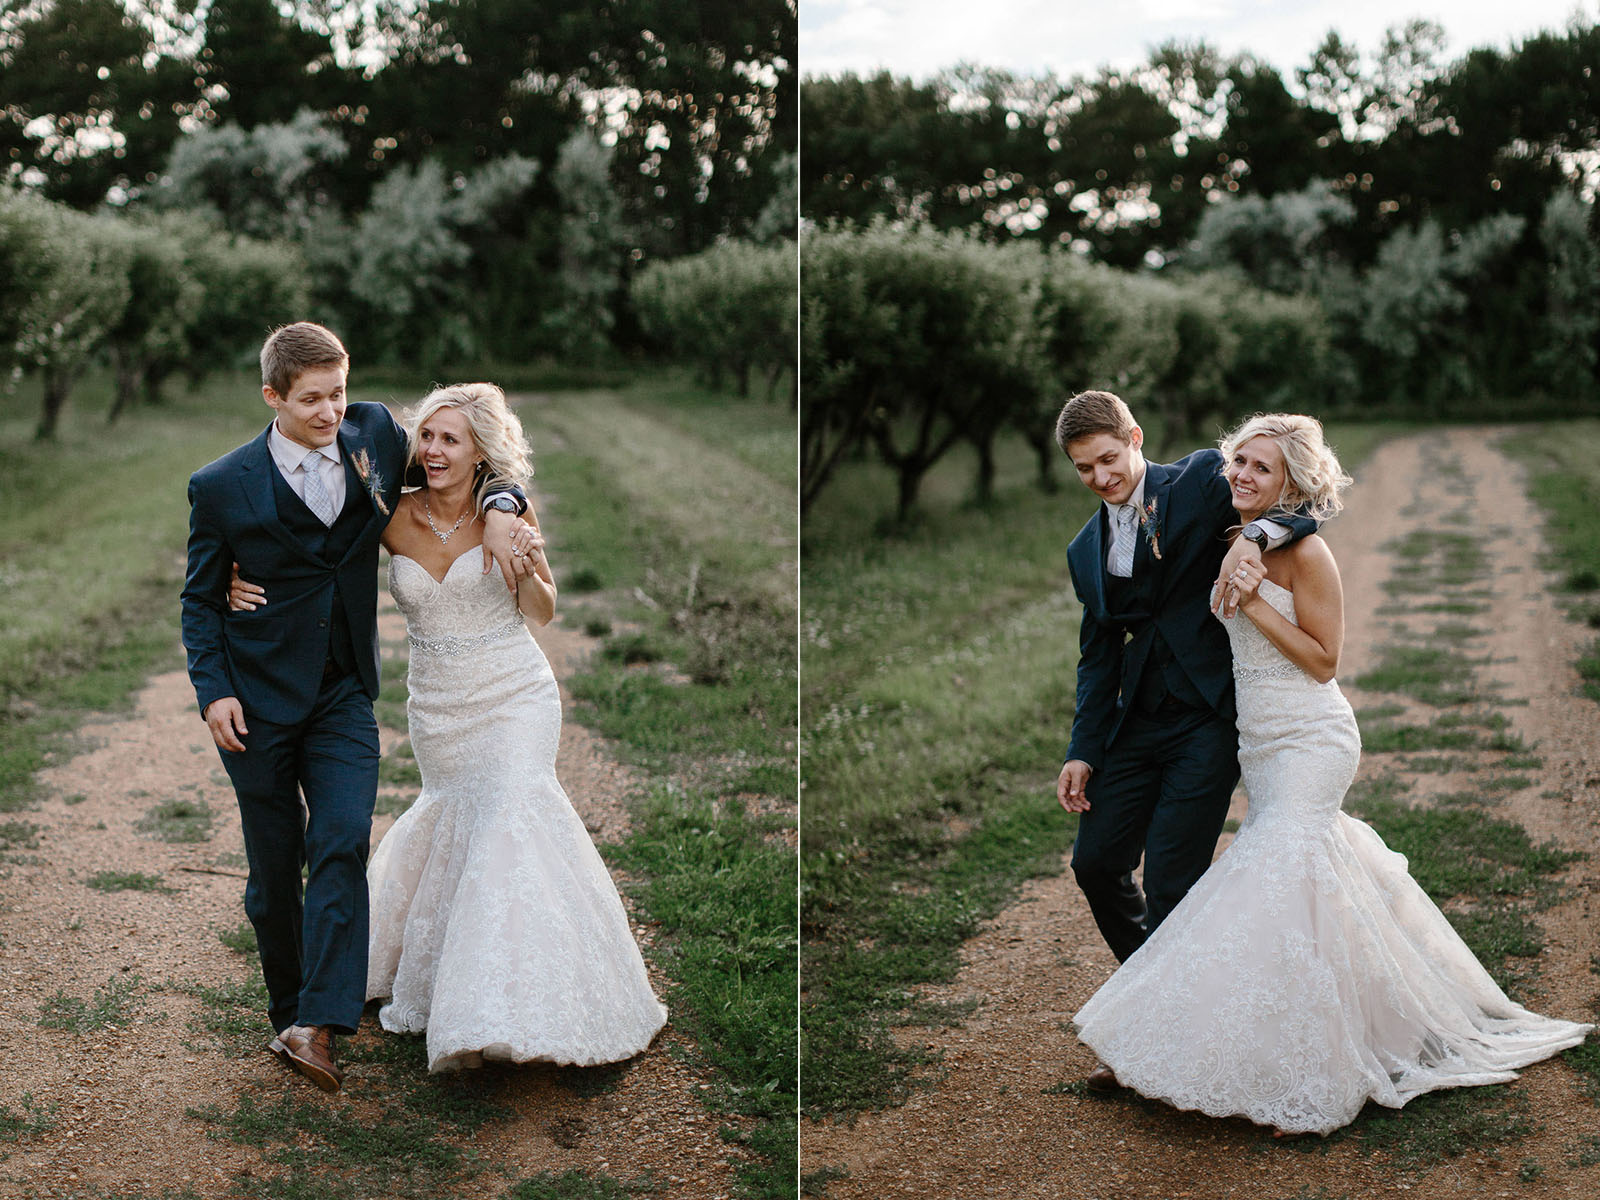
[1233,660,1310,682]
[408,617,527,656]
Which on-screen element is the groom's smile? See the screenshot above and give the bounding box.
[1066,429,1147,507]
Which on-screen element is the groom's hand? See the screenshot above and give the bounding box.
[204,697,249,752]
[1058,760,1093,812]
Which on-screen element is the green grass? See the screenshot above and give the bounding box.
[135,798,215,843]
[216,919,258,955]
[1354,644,1487,707]
[38,973,144,1032]
[189,1089,477,1199]
[182,974,271,1057]
[1502,423,1600,702]
[529,381,796,1199]
[0,1093,56,1144]
[0,371,267,815]
[1328,1085,1534,1169]
[502,1171,660,1199]
[85,869,174,893]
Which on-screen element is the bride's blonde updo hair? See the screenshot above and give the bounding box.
[405,382,533,504]
[1218,412,1352,521]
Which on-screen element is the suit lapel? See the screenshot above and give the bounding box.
[336,424,389,558]
[1136,460,1172,588]
[1080,505,1109,618]
[236,427,316,561]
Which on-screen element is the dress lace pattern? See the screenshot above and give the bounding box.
[367,549,667,1072]
[1074,580,1590,1134]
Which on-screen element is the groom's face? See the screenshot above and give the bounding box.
[263,363,348,451]
[1067,428,1145,506]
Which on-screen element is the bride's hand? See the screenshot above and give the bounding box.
[1228,557,1266,609]
[228,562,266,612]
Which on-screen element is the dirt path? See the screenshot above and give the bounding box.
[0,572,746,1197]
[803,426,1600,1199]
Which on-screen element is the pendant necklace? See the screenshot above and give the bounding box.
[425,494,470,544]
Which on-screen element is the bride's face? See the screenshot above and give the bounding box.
[416,407,480,491]
[1225,436,1284,519]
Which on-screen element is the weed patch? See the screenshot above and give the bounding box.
[39,973,143,1032]
[136,798,214,843]
[86,869,174,894]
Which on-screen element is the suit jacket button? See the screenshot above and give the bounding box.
[318,618,328,628]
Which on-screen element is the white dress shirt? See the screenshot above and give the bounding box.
[268,421,347,518]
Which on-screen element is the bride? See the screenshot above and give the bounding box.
[366,383,666,1071]
[1073,413,1590,1135]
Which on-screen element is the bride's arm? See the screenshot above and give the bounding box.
[516,515,557,626]
[1234,537,1344,683]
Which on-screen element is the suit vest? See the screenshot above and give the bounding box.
[269,457,368,677]
[1103,544,1207,715]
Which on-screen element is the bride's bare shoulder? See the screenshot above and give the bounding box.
[1283,533,1340,589]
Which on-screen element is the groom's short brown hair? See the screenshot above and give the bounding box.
[260,322,349,398]
[1055,389,1138,452]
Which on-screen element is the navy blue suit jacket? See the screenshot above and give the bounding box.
[182,402,408,725]
[1064,448,1317,771]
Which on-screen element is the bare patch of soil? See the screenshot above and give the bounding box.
[802,427,1600,1199]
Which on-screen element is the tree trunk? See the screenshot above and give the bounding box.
[36,367,72,440]
[1031,429,1059,493]
[108,351,145,424]
[972,434,997,505]
[895,461,925,522]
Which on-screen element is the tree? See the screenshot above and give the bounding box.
[0,0,193,206]
[0,198,133,437]
[543,130,625,361]
[101,215,204,421]
[1183,182,1355,292]
[1537,190,1600,404]
[801,224,1049,517]
[150,109,349,241]
[344,154,540,364]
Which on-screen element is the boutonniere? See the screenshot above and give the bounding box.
[352,448,389,515]
[1137,497,1162,560]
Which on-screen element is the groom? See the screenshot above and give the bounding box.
[1054,391,1316,976]
[181,322,530,1092]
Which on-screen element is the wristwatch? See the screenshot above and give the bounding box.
[484,495,521,516]
[1242,522,1270,551]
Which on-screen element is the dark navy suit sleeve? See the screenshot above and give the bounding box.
[180,473,234,716]
[1065,552,1121,772]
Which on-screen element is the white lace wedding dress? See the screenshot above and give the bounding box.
[1074,579,1590,1134]
[367,548,668,1072]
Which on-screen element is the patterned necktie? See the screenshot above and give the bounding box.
[300,449,337,527]
[1110,504,1138,578]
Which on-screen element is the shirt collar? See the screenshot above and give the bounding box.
[268,420,341,474]
[1103,472,1146,523]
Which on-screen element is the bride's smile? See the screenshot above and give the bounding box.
[1225,435,1286,518]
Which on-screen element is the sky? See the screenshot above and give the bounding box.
[800,0,1598,82]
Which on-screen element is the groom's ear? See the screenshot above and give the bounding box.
[1129,425,1144,451]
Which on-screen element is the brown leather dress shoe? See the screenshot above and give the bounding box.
[1086,1064,1119,1092]
[278,1024,344,1092]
